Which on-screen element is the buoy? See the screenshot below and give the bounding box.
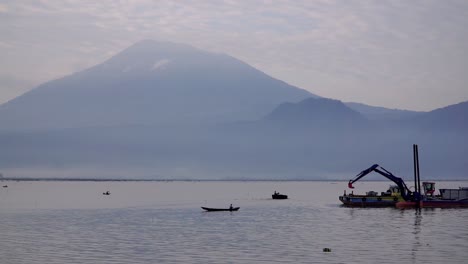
[323,248,331,252]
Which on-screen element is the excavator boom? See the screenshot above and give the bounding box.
[348,164,413,201]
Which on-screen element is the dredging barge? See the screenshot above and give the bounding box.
[340,144,468,208]
[339,185,402,207]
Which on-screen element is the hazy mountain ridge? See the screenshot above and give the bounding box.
[265,98,368,129]
[1,97,466,179]
[345,102,423,121]
[410,101,468,131]
[1,110,466,180]
[0,40,466,179]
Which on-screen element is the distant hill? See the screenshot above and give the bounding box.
[267,98,366,122]
[345,102,423,121]
[409,101,468,132]
[264,97,369,131]
[0,40,313,131]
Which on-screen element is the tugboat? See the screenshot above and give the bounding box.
[272,191,288,199]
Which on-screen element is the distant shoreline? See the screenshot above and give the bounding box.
[1,177,343,182]
[1,177,467,182]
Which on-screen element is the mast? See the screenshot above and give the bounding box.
[413,144,421,207]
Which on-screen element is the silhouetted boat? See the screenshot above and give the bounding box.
[272,191,288,199]
[201,207,239,212]
[103,191,110,195]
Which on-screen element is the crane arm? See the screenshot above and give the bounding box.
[348,164,379,189]
[348,164,413,201]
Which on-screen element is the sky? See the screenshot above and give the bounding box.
[1,0,468,111]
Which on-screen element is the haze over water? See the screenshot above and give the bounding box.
[1,180,467,263]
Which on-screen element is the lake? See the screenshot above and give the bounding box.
[1,180,467,263]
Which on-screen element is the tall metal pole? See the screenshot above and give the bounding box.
[416,144,421,201]
[413,144,418,196]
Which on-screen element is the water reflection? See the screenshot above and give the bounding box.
[411,209,422,263]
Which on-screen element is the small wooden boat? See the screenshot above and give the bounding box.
[272,191,288,199]
[201,207,239,212]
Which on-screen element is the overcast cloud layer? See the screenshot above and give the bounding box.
[1,0,468,111]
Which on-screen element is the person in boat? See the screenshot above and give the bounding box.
[229,204,233,210]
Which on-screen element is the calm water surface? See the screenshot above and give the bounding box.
[1,180,467,263]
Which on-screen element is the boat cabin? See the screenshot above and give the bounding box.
[422,182,436,196]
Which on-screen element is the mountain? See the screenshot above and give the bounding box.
[0,40,314,131]
[0,40,466,180]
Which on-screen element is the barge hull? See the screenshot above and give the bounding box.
[396,199,468,209]
[339,195,398,207]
